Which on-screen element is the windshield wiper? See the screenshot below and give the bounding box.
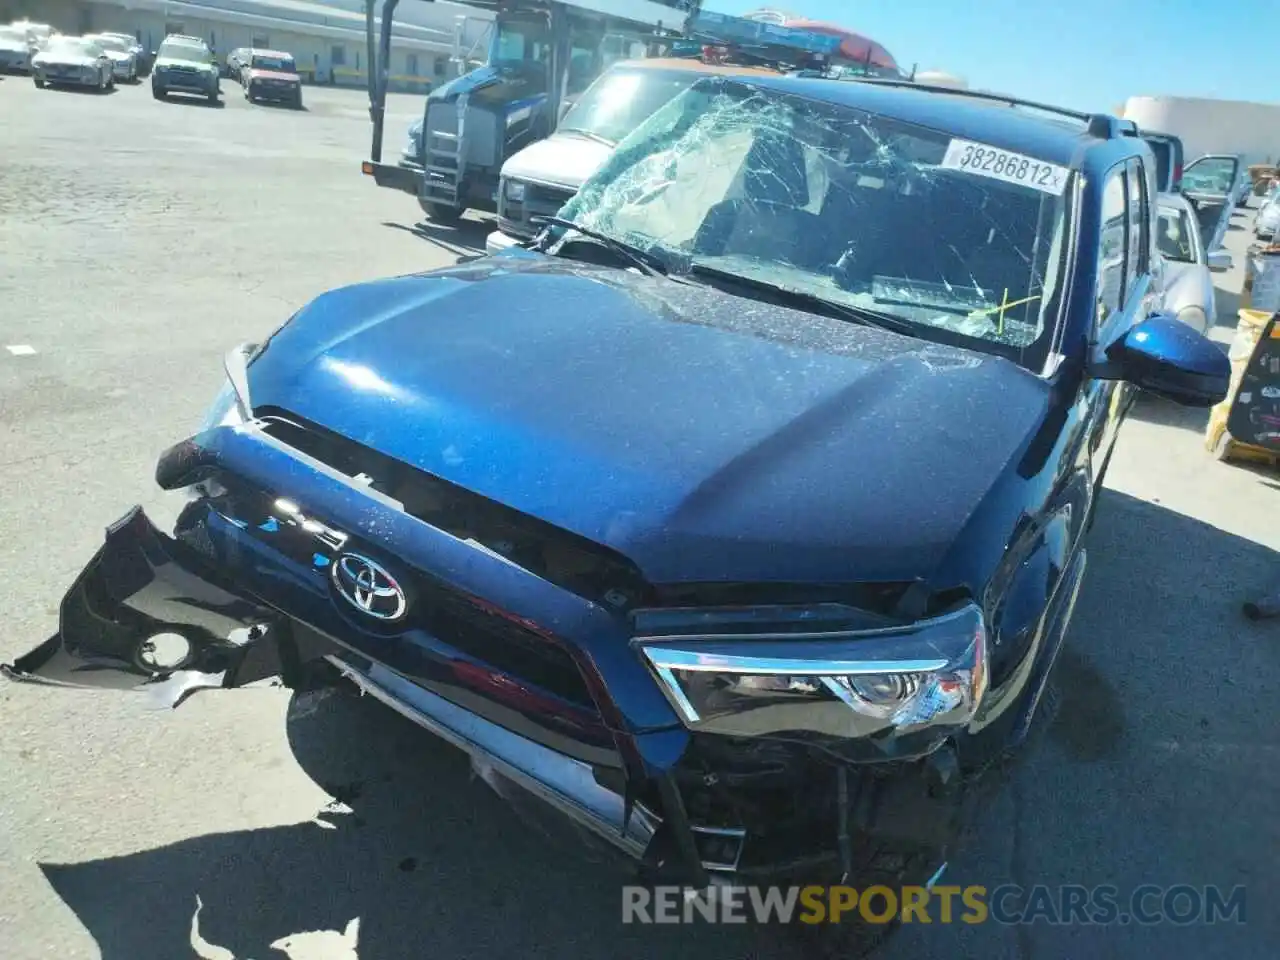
[684,263,920,337]
[534,216,675,278]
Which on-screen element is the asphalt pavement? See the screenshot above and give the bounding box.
[0,75,1277,960]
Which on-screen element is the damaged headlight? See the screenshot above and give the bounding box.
[635,603,987,751]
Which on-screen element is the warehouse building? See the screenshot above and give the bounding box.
[0,0,494,91]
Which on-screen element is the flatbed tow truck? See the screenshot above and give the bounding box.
[360,0,697,223]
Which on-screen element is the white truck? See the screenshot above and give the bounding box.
[485,9,909,253]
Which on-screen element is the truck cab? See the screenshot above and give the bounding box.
[484,10,908,253]
[487,57,781,253]
[363,0,688,224]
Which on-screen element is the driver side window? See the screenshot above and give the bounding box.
[1095,168,1127,332]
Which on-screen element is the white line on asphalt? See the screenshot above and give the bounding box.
[5,345,36,356]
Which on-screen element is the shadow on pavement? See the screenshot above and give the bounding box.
[39,684,754,960]
[1213,284,1242,329]
[36,492,1280,960]
[382,219,489,260]
[156,94,226,108]
[43,84,118,95]
[1125,391,1213,433]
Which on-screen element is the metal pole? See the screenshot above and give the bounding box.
[367,0,401,163]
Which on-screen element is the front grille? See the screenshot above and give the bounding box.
[245,412,652,709]
[206,472,601,711]
[526,182,576,218]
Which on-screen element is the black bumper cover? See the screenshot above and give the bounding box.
[7,506,967,888]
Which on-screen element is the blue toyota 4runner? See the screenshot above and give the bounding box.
[7,77,1229,955]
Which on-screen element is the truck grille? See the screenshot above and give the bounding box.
[425,100,501,168]
[502,181,577,239]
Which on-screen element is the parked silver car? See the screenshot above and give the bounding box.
[31,35,114,92]
[0,24,34,72]
[1155,192,1232,335]
[90,33,139,82]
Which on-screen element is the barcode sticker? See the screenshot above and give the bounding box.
[940,139,1070,195]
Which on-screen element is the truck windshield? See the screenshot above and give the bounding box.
[491,17,551,67]
[560,67,710,146]
[560,78,1069,368]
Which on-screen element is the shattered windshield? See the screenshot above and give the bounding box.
[559,67,706,146]
[558,78,1069,367]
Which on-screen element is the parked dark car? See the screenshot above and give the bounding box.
[0,23,35,73]
[150,34,219,103]
[241,49,302,108]
[225,45,250,81]
[5,76,1230,956]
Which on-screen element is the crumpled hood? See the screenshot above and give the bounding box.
[246,255,1050,586]
[501,133,615,192]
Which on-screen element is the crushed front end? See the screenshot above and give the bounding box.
[6,411,992,890]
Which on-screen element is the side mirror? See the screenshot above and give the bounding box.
[1207,248,1232,272]
[1105,314,1230,407]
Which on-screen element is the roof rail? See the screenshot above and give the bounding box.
[851,78,1126,137]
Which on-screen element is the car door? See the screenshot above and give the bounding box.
[1181,153,1242,253]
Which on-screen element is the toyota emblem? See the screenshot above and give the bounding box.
[332,553,409,621]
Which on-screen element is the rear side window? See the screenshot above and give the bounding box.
[1096,168,1127,329]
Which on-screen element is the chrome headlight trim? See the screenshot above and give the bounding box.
[635,603,988,739]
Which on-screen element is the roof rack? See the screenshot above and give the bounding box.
[850,78,1128,138]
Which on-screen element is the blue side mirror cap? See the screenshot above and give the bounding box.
[1107,314,1231,407]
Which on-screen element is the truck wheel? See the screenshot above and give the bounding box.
[152,85,165,99]
[33,75,44,88]
[421,201,466,224]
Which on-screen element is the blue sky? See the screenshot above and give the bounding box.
[706,0,1280,112]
